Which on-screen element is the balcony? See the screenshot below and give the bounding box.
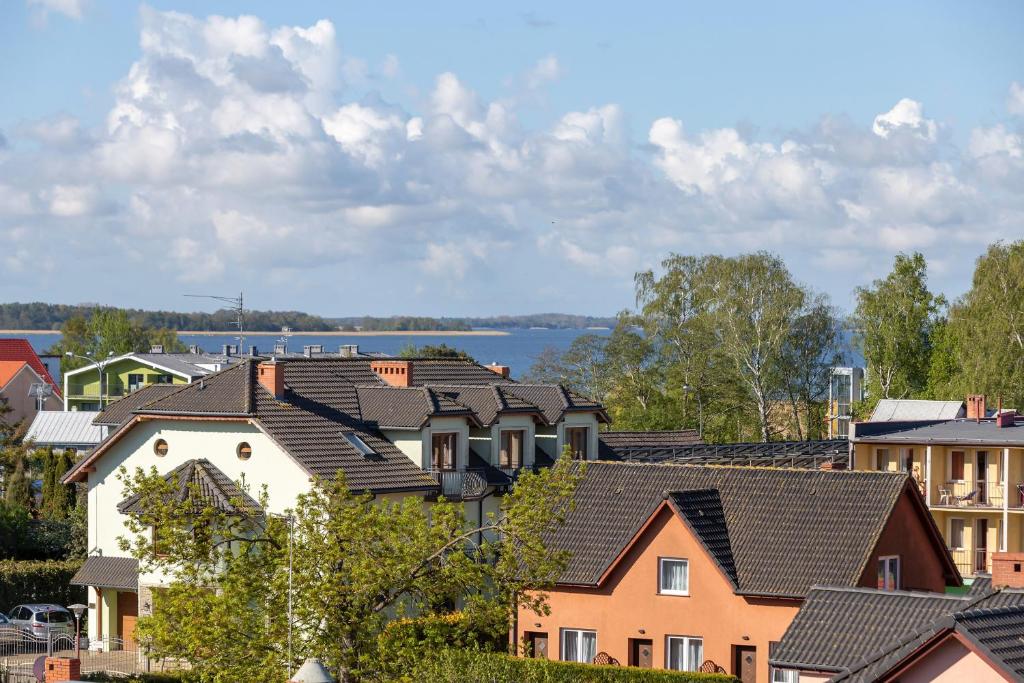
[426,469,488,500]
[934,481,1005,508]
[66,384,128,400]
[949,548,992,577]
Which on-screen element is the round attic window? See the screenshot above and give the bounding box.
[237,442,252,461]
[154,439,168,457]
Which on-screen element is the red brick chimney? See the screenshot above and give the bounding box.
[371,360,413,388]
[992,552,1024,589]
[486,363,510,379]
[966,394,986,421]
[45,657,81,682]
[257,360,285,399]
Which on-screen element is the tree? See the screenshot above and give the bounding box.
[398,343,475,362]
[40,448,76,520]
[526,334,607,401]
[777,297,842,440]
[49,309,187,374]
[117,455,583,682]
[853,253,945,404]
[943,241,1024,407]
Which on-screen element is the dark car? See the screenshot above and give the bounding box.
[6,604,73,639]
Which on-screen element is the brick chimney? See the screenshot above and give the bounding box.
[371,360,413,387]
[997,410,1017,428]
[966,394,986,421]
[991,552,1024,589]
[486,363,510,379]
[45,657,81,682]
[257,359,285,399]
[819,460,847,471]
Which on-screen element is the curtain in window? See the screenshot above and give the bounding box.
[687,638,703,671]
[580,631,596,664]
[563,630,578,662]
[662,560,687,592]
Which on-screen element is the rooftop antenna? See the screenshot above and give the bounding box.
[185,292,245,355]
[276,327,292,358]
[27,382,53,412]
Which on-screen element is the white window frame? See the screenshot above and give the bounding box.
[559,628,596,663]
[658,557,689,596]
[665,635,703,671]
[771,667,800,683]
[949,517,965,550]
[878,555,900,591]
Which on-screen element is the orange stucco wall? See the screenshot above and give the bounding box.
[857,491,951,593]
[519,506,801,682]
[896,636,1007,682]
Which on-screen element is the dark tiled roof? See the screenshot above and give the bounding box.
[667,489,737,588]
[355,385,473,429]
[429,385,544,426]
[969,574,993,596]
[607,438,849,468]
[93,384,180,426]
[502,384,607,424]
[598,430,702,459]
[408,359,508,385]
[952,605,1024,678]
[549,462,938,596]
[141,361,253,415]
[117,458,261,515]
[71,556,139,590]
[853,418,1024,446]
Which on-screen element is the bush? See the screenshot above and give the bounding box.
[81,674,195,682]
[374,611,507,678]
[405,648,737,682]
[0,560,85,613]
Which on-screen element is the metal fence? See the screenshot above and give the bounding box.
[0,631,151,678]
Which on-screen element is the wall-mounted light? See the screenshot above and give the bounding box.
[638,628,646,634]
[534,623,542,628]
[742,635,750,641]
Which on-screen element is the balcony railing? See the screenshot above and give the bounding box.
[949,548,993,576]
[935,481,1005,508]
[427,469,488,500]
[66,384,128,399]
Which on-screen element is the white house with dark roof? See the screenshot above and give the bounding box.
[62,356,608,648]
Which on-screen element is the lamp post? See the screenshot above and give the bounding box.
[68,603,86,659]
[66,351,114,409]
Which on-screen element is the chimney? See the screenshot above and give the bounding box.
[149,344,164,354]
[258,359,285,399]
[273,343,287,355]
[189,344,200,354]
[966,394,986,422]
[997,410,1016,428]
[222,344,232,357]
[486,363,510,379]
[819,460,847,471]
[992,552,1024,589]
[249,345,258,356]
[371,360,413,387]
[339,344,359,358]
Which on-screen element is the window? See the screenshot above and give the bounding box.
[659,558,689,595]
[500,430,524,468]
[771,667,800,683]
[343,433,376,456]
[431,432,457,470]
[666,636,703,671]
[949,518,965,549]
[877,555,900,591]
[127,373,145,392]
[237,442,252,460]
[565,427,589,460]
[951,451,965,480]
[560,628,596,664]
[152,526,168,557]
[875,448,890,471]
[154,439,168,457]
[155,374,173,384]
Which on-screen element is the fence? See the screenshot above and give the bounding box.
[0,631,151,679]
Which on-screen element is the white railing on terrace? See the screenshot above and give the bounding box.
[935,481,1004,508]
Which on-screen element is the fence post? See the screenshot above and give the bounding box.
[47,630,53,657]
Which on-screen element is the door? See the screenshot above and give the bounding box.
[525,631,548,659]
[117,591,138,647]
[629,638,653,668]
[977,451,988,504]
[976,519,989,572]
[734,645,756,683]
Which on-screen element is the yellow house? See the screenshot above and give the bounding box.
[851,397,1024,580]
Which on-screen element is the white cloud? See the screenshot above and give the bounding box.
[525,55,562,90]
[27,0,84,23]
[1008,82,1024,117]
[47,184,98,217]
[872,98,938,142]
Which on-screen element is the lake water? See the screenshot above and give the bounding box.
[15,328,612,379]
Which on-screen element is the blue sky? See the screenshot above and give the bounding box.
[1,1,1022,316]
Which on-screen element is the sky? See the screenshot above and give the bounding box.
[0,1,1022,317]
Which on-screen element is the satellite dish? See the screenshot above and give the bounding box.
[33,655,47,682]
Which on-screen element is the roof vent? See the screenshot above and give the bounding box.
[149,345,164,354]
[189,344,200,354]
[339,344,359,358]
[303,345,324,357]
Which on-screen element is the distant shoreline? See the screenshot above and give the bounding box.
[0,329,510,337]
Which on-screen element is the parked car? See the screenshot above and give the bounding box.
[0,612,20,643]
[6,604,73,640]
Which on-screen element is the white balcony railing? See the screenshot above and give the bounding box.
[935,481,1004,508]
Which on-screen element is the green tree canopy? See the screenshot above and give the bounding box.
[48,308,187,374]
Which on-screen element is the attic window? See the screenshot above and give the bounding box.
[237,442,252,461]
[154,439,168,457]
[343,433,376,456]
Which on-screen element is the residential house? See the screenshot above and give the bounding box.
[850,395,1024,579]
[0,338,62,424]
[62,356,608,648]
[770,553,1024,682]
[62,346,241,411]
[24,410,105,452]
[516,461,959,683]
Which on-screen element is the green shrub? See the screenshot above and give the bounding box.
[374,610,507,678]
[0,559,85,612]
[405,648,737,682]
[81,674,195,682]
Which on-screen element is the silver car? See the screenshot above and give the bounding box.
[6,604,73,640]
[0,612,19,643]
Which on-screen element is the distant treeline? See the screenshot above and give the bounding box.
[0,303,334,332]
[329,314,617,331]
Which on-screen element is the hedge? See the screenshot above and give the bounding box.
[405,648,737,682]
[0,560,85,613]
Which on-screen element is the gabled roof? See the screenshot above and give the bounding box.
[355,385,476,429]
[92,384,181,426]
[546,461,958,596]
[62,351,237,381]
[666,489,737,588]
[500,383,609,424]
[0,360,28,388]
[117,458,261,515]
[25,410,104,447]
[0,339,60,395]
[429,385,546,427]
[870,399,965,422]
[70,556,139,590]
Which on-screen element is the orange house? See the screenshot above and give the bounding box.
[517,462,960,683]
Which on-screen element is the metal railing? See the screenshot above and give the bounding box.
[935,481,1005,507]
[949,548,993,576]
[427,468,488,500]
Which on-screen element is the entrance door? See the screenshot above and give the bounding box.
[117,591,138,648]
[629,638,653,668]
[977,451,988,504]
[976,519,989,572]
[734,645,756,683]
[525,631,548,659]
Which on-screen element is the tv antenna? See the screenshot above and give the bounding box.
[27,383,53,412]
[185,292,245,355]
[276,326,292,357]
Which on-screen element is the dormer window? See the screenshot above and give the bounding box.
[344,433,376,457]
[431,432,457,471]
[500,430,524,468]
[565,427,589,460]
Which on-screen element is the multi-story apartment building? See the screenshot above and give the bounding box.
[827,367,865,438]
[62,356,608,648]
[851,395,1024,580]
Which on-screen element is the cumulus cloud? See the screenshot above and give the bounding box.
[1,7,1022,312]
[28,0,84,24]
[1009,82,1024,117]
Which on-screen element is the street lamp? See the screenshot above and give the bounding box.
[65,351,114,409]
[68,603,86,659]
